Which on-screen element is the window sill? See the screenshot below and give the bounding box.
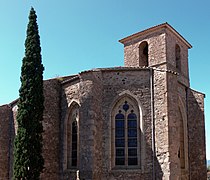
[111,166,141,172]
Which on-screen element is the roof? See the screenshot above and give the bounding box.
[79,66,178,75]
[61,66,178,85]
[119,22,192,49]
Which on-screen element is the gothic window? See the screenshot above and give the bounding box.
[175,44,181,71]
[112,97,140,168]
[71,120,78,167]
[67,104,79,169]
[139,41,148,66]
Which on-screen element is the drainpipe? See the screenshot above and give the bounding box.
[150,68,155,180]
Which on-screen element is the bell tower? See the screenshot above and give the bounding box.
[119,22,192,87]
[119,23,199,179]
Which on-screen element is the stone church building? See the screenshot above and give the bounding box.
[0,23,207,180]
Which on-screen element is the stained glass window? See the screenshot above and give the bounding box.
[115,111,125,165]
[71,120,77,167]
[114,99,140,168]
[127,110,138,165]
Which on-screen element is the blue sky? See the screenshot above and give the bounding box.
[0,1,209,159]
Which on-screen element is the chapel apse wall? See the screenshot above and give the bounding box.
[61,68,158,179]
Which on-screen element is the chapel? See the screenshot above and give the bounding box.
[0,23,207,180]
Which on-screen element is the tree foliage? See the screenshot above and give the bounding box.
[13,7,44,180]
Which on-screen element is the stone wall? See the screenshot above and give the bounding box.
[187,89,207,179]
[0,105,11,180]
[61,77,80,179]
[61,72,104,180]
[62,68,155,180]
[165,28,190,87]
[61,67,204,180]
[90,71,103,179]
[153,68,169,179]
[0,69,206,180]
[4,79,62,180]
[101,69,153,179]
[123,29,167,68]
[40,79,61,180]
[167,72,181,178]
[178,84,190,179]
[78,71,103,180]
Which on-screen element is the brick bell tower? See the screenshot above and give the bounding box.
[119,23,206,179]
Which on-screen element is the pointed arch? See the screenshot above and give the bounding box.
[178,97,188,172]
[110,91,144,169]
[63,100,80,170]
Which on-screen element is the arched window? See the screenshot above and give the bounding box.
[71,120,78,167]
[139,41,148,66]
[67,103,79,169]
[112,97,141,168]
[175,44,181,71]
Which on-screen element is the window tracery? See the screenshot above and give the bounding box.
[112,97,141,168]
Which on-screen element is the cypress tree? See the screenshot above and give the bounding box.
[13,7,44,180]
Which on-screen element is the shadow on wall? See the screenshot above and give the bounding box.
[187,89,207,179]
[60,90,69,179]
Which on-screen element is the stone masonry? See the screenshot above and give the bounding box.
[0,23,206,180]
